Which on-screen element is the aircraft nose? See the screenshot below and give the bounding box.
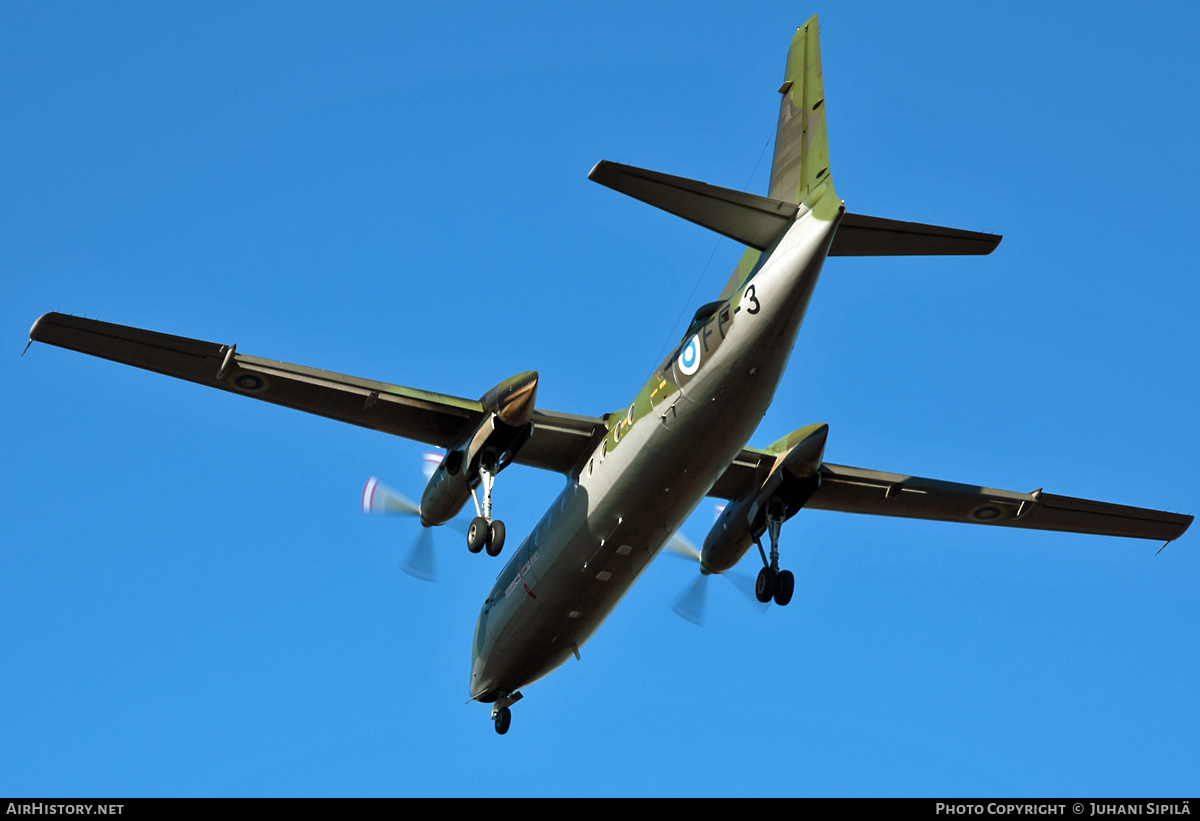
[469,651,487,697]
[469,606,498,700]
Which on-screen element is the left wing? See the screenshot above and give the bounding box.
[709,446,1192,542]
[28,312,605,474]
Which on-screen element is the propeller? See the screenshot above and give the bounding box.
[361,452,463,583]
[664,531,705,624]
[666,510,767,626]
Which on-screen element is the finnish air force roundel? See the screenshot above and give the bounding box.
[678,334,701,376]
[228,371,270,394]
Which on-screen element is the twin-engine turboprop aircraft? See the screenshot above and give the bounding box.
[28,16,1192,736]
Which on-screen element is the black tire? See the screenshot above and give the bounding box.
[494,705,511,735]
[755,566,777,603]
[467,517,488,554]
[486,520,506,557]
[774,569,795,606]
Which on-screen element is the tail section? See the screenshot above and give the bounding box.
[768,15,836,210]
[589,16,999,303]
[718,16,838,300]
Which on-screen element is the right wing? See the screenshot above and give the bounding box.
[28,312,606,475]
[708,447,1191,543]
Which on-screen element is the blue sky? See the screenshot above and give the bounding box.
[3,1,1198,797]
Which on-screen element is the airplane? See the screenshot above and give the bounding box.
[26,15,1192,737]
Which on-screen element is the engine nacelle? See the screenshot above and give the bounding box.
[420,448,471,526]
[701,422,828,574]
[419,371,539,526]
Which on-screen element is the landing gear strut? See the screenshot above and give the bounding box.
[754,498,794,606]
[490,691,522,735]
[467,452,506,557]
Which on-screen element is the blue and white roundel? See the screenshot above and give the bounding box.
[678,334,701,376]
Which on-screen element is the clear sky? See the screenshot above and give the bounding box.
[3,1,1198,797]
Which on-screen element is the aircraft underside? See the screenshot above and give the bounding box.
[26,16,1190,740]
[469,209,843,727]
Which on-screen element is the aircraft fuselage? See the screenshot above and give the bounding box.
[469,204,843,700]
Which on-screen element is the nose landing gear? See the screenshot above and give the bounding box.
[490,691,522,735]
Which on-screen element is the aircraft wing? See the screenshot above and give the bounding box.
[28,312,605,474]
[708,448,1192,542]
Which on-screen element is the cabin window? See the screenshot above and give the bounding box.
[626,403,635,425]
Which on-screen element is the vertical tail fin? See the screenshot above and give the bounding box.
[768,15,836,209]
[718,16,838,301]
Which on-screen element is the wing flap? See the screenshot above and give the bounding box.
[705,446,773,500]
[513,410,608,474]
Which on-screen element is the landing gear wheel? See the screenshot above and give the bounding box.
[467,517,489,554]
[774,569,795,606]
[486,520,506,557]
[755,566,777,603]
[494,705,511,735]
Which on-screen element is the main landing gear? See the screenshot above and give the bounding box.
[467,452,506,557]
[754,498,795,607]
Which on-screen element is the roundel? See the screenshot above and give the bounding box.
[228,371,270,394]
[968,503,1007,523]
[678,334,701,376]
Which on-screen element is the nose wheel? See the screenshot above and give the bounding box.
[467,453,506,557]
[489,691,522,735]
[755,498,795,606]
[494,705,511,735]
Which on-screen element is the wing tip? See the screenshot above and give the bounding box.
[29,311,58,343]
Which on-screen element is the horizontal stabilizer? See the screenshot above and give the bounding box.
[830,212,1001,256]
[589,160,798,251]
